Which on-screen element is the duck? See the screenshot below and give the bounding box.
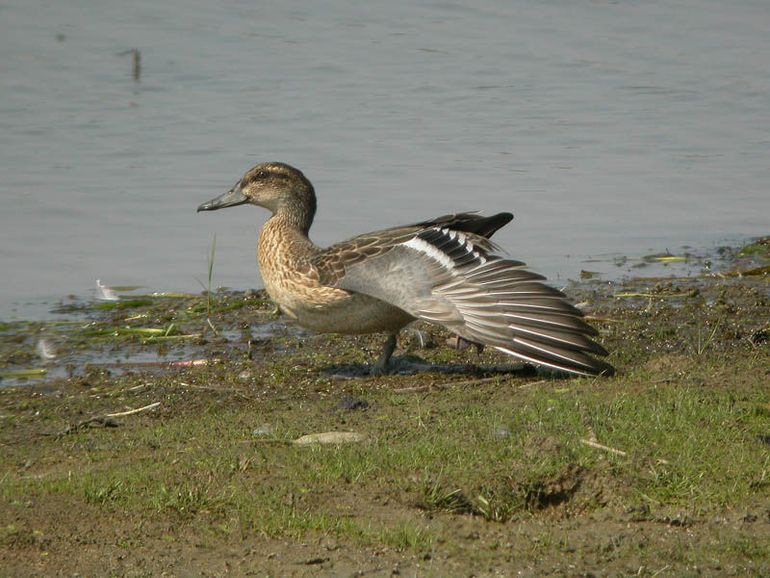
[197,162,614,377]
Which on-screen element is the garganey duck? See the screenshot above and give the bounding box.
[197,162,613,377]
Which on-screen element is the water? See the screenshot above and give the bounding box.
[2,0,769,320]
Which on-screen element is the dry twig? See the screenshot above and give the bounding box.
[105,402,160,417]
[580,438,628,456]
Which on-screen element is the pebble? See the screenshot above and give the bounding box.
[293,432,366,445]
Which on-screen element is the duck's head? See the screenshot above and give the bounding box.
[197,162,316,228]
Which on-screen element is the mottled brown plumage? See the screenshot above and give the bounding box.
[198,162,613,376]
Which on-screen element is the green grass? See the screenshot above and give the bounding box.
[380,523,434,551]
[4,360,768,541]
[737,237,770,261]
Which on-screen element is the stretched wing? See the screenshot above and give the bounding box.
[313,213,613,376]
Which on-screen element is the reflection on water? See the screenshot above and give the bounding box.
[1,0,768,319]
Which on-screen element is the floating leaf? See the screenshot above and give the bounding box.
[0,368,47,379]
[654,256,687,263]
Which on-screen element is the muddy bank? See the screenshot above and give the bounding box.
[0,239,768,576]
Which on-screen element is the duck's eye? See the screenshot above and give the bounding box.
[257,170,268,179]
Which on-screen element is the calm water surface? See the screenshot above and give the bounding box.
[1,0,769,319]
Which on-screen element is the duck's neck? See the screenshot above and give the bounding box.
[268,197,315,238]
[273,200,315,236]
[258,209,318,267]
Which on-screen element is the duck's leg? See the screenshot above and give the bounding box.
[372,333,398,374]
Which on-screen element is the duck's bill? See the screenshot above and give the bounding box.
[197,183,248,212]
